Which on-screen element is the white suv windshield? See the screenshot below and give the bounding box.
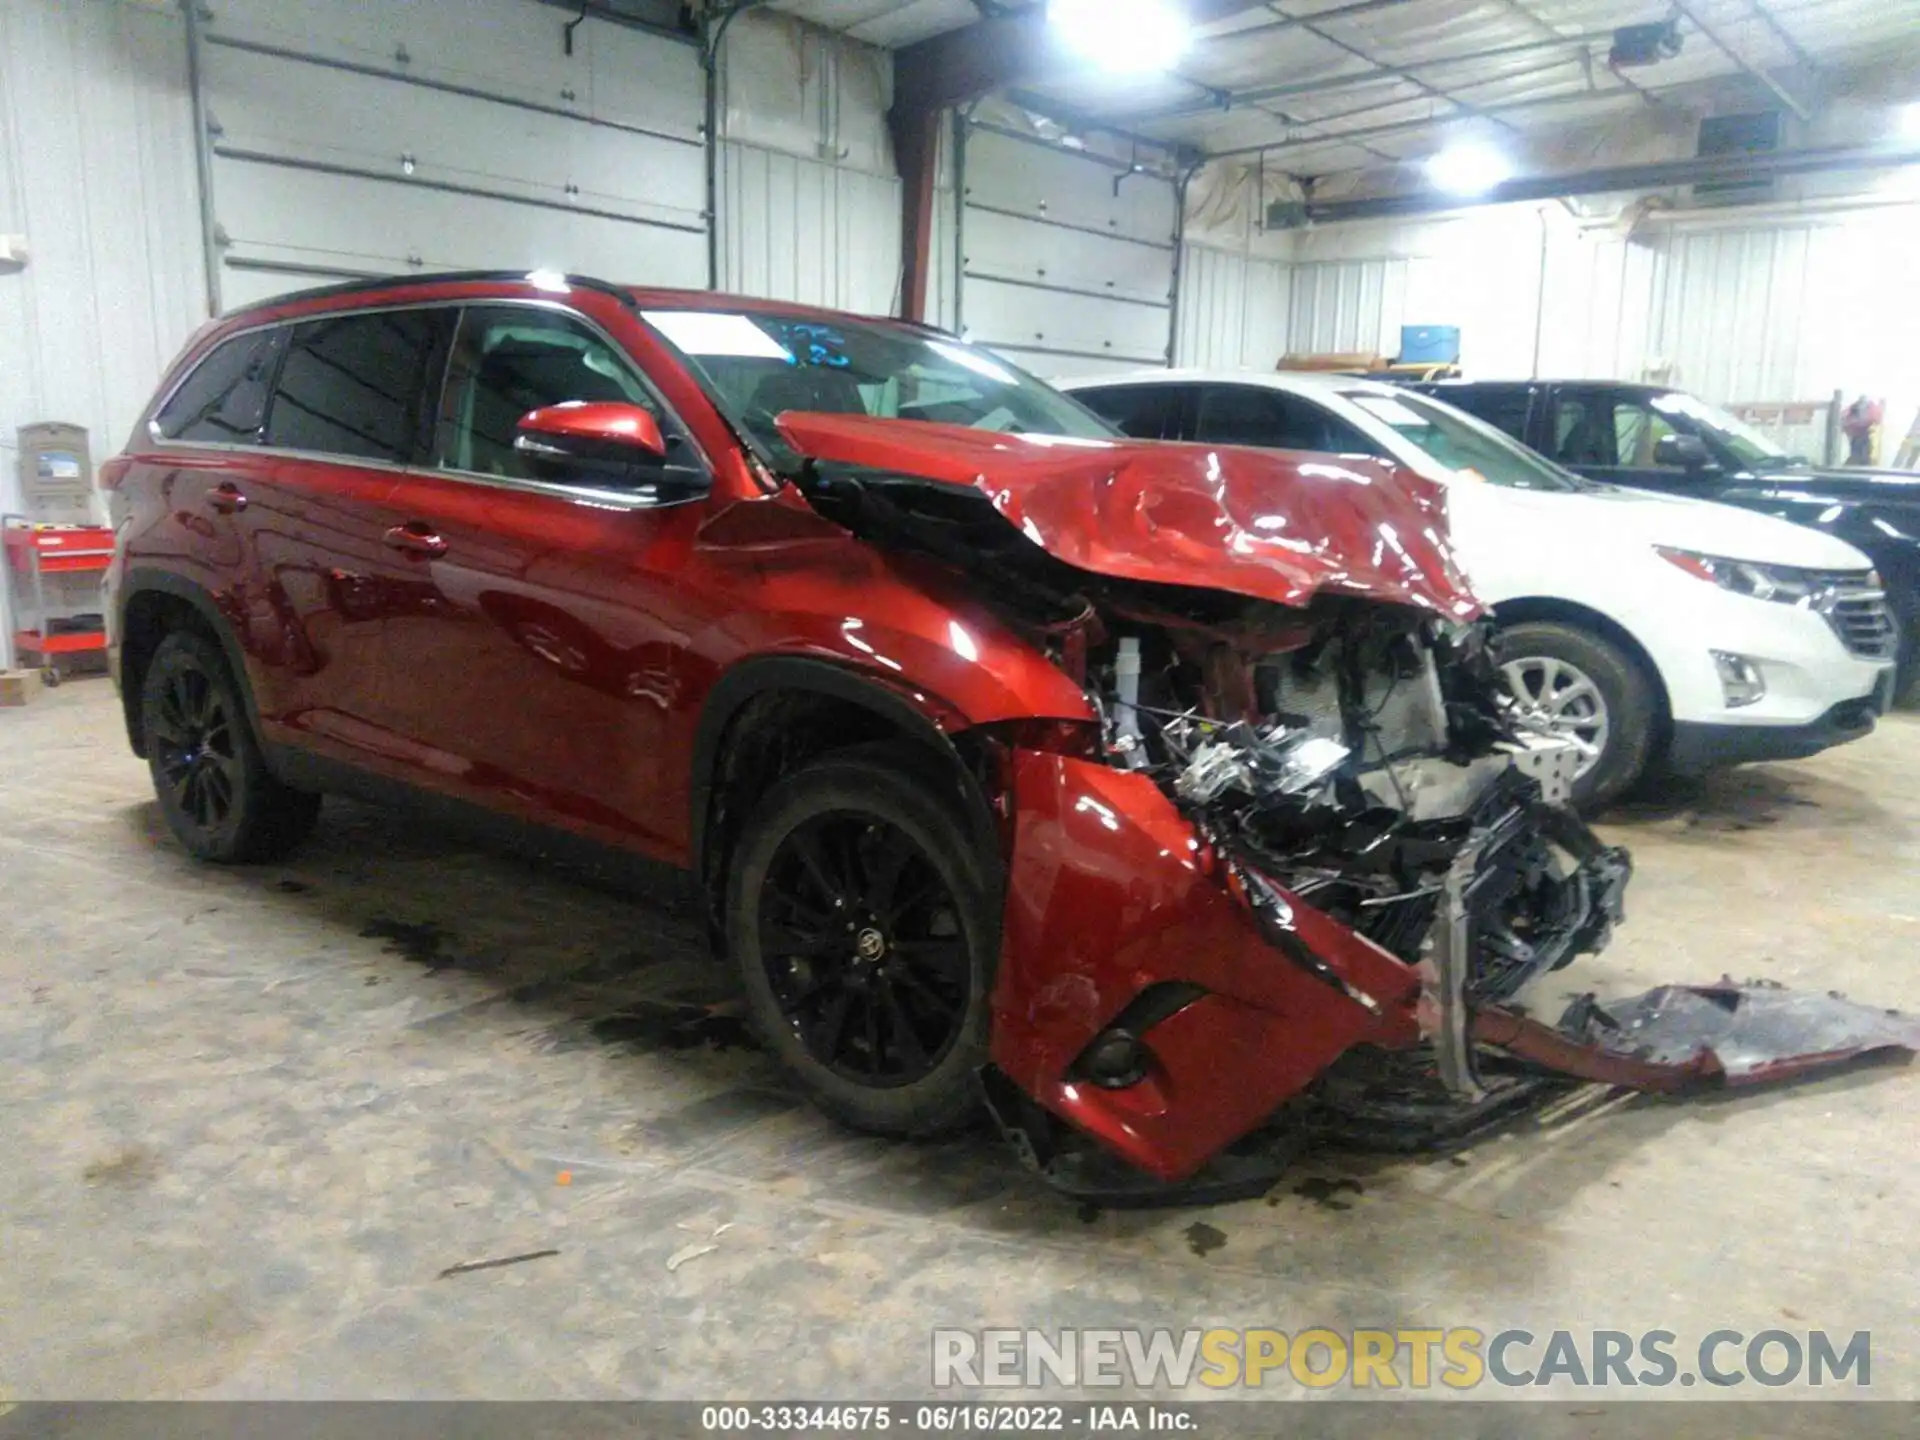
[641,308,1116,463]
[1343,390,1585,492]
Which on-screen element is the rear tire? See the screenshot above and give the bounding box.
[141,631,321,863]
[724,745,997,1139]
[1496,620,1657,810]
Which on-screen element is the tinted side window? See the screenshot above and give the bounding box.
[436,306,677,482]
[1438,386,1532,443]
[266,310,449,463]
[153,329,285,444]
[1196,385,1379,455]
[1613,400,1685,469]
[1074,384,1183,440]
[1551,396,1617,466]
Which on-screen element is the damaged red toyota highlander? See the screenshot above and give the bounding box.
[103,274,1918,1197]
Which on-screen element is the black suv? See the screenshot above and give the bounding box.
[1414,379,1920,694]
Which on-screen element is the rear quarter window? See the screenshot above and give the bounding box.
[152,328,286,444]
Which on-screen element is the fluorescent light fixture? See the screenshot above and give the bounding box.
[525,268,570,294]
[1900,102,1920,140]
[1048,0,1190,75]
[1425,144,1515,196]
[643,310,795,361]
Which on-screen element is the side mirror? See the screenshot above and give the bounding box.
[515,402,706,500]
[1654,432,1716,472]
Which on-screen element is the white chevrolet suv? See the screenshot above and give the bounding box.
[1061,370,1897,806]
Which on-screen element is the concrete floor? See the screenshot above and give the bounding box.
[2,676,1916,1401]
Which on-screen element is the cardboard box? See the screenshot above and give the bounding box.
[0,669,39,706]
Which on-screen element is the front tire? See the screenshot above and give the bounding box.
[1496,621,1657,809]
[141,631,321,862]
[724,747,997,1139]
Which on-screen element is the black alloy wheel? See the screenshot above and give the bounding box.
[148,659,241,834]
[757,811,970,1087]
[140,631,321,862]
[726,746,996,1138]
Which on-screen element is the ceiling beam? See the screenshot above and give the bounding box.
[1298,142,1920,223]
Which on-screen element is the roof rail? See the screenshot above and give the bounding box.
[222,269,632,315]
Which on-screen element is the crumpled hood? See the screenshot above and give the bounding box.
[775,414,1482,618]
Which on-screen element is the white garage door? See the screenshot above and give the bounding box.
[198,0,708,311]
[958,125,1176,379]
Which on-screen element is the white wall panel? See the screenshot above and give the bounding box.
[1175,245,1291,371]
[715,7,902,316]
[0,0,206,663]
[958,127,1176,368]
[205,0,704,137]
[201,0,706,302]
[1286,258,1408,358]
[0,0,205,485]
[210,160,707,304]
[1652,226,1819,402]
[718,141,901,315]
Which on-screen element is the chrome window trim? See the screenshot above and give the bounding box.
[139,294,719,511]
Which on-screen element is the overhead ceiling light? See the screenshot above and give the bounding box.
[1048,0,1191,76]
[1425,143,1515,196]
[1900,102,1920,140]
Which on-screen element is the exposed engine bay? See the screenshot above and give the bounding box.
[784,440,1920,1200]
[1087,609,1629,1027]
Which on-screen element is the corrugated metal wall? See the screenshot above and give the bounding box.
[718,146,901,314]
[0,0,206,507]
[1174,245,1291,370]
[716,9,902,316]
[1286,258,1408,359]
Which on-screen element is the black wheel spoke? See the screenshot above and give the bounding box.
[811,988,854,1062]
[758,812,970,1088]
[883,876,942,927]
[862,993,882,1075]
[861,839,912,916]
[789,827,849,910]
[879,977,928,1071]
[203,763,234,819]
[775,964,840,1015]
[891,964,964,1022]
[762,923,844,961]
[891,937,969,977]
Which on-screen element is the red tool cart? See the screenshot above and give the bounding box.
[4,515,114,685]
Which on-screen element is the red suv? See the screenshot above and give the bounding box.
[105,271,1766,1193]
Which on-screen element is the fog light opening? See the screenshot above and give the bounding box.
[1712,651,1766,708]
[1079,1029,1152,1089]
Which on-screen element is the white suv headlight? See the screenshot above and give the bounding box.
[1655,546,1821,604]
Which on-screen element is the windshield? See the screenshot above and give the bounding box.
[1339,389,1587,492]
[1649,391,1793,467]
[640,307,1117,466]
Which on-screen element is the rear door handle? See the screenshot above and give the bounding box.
[383,522,448,558]
[206,482,248,513]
